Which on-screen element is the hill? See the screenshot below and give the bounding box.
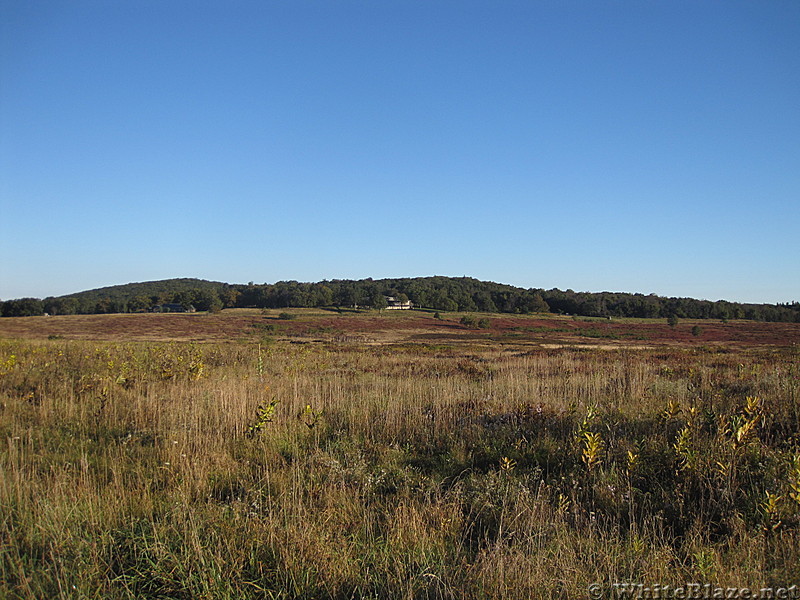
[1,276,798,323]
[65,278,227,302]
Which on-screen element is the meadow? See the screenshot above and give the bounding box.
[1,310,799,598]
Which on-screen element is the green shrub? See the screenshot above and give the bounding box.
[460,315,478,328]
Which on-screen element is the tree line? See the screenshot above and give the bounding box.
[1,276,798,322]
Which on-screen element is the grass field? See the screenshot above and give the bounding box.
[1,308,799,347]
[1,310,799,598]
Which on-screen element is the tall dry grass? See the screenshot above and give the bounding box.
[1,338,798,598]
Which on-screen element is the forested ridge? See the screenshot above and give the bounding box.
[2,276,798,322]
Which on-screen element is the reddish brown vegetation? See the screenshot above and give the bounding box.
[1,310,798,347]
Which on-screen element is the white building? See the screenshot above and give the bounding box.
[385,296,413,310]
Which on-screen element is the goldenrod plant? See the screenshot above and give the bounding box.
[582,431,604,472]
[248,399,279,436]
[300,403,323,429]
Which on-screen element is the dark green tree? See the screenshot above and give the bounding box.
[371,294,388,311]
[44,296,80,315]
[2,298,44,317]
[128,295,152,312]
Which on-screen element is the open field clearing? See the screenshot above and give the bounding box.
[1,308,799,347]
[1,313,799,598]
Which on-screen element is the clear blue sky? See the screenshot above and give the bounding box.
[2,1,798,304]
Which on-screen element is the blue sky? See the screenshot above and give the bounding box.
[1,1,798,304]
